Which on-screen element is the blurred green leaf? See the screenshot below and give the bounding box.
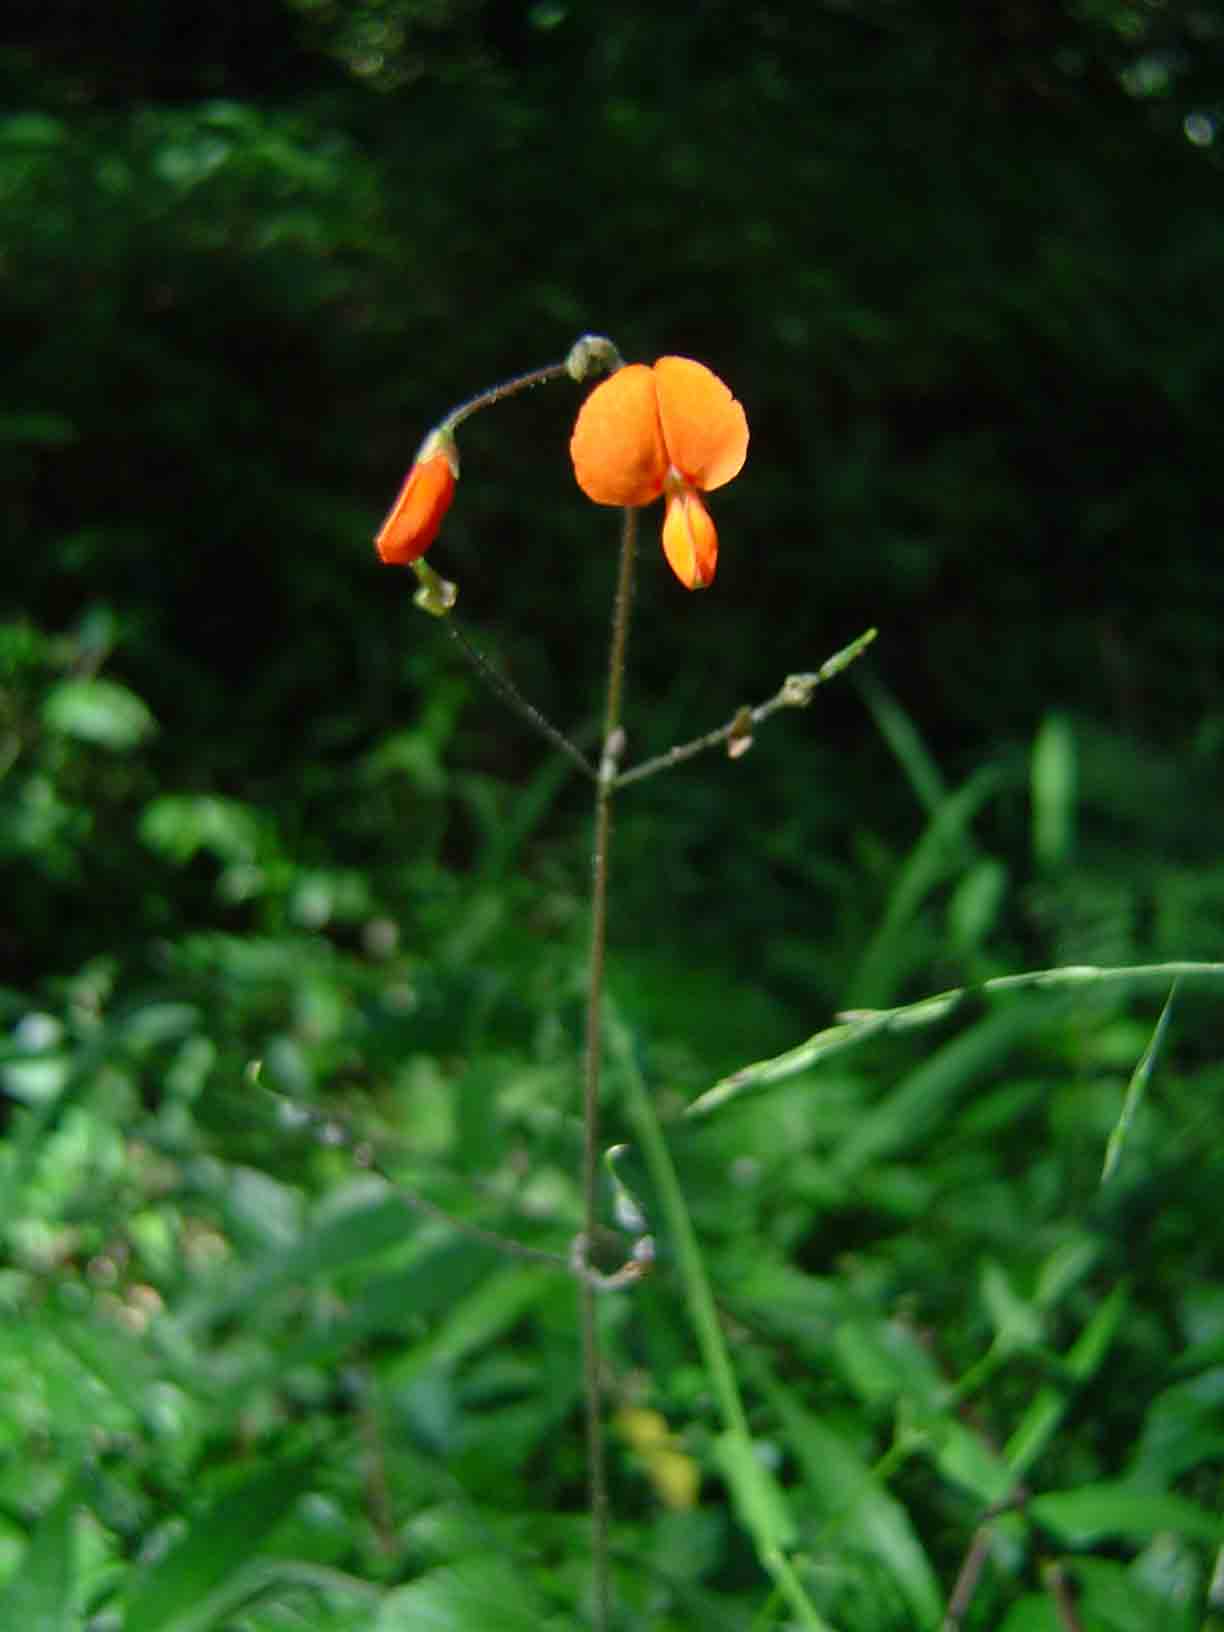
[997,1596,1061,1632]
[1029,1481,1224,1547]
[176,1193,418,1334]
[375,1559,562,1631]
[1005,1283,1128,1481]
[1128,1367,1224,1485]
[1032,714,1077,870]
[1102,981,1177,1184]
[0,1476,78,1632]
[41,677,156,750]
[140,796,261,865]
[981,1260,1044,1354]
[771,1402,941,1627]
[831,1005,1035,1180]
[120,1453,317,1632]
[0,412,77,447]
[709,1430,797,1553]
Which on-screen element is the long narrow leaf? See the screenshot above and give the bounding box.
[832,1006,1034,1181]
[757,1370,941,1628]
[1029,1482,1224,1547]
[1004,1283,1128,1482]
[690,962,1224,1118]
[1101,981,1178,1184]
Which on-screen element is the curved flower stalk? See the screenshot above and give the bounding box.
[569,356,749,588]
[373,336,622,592]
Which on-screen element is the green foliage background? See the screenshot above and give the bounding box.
[2,2,1224,1627]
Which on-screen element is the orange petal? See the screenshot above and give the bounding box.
[653,356,748,493]
[570,363,668,507]
[661,485,718,589]
[375,446,456,565]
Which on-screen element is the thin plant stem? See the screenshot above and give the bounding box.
[260,1083,577,1270]
[442,332,623,432]
[941,1522,993,1631]
[613,627,877,791]
[581,505,637,1631]
[1043,1561,1086,1632]
[444,360,572,432]
[444,619,597,780]
[353,1366,396,1555]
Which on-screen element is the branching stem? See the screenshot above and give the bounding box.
[444,619,596,780]
[614,627,877,790]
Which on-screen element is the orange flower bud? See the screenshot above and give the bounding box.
[570,356,746,589]
[375,428,459,566]
[662,482,718,590]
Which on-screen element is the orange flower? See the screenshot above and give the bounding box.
[570,356,748,588]
[375,428,459,566]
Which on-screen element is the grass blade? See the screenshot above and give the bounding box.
[1101,980,1178,1184]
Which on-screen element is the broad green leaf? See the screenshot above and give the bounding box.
[1072,1555,1198,1632]
[140,794,260,864]
[49,1308,161,1423]
[998,1595,1060,1632]
[388,1264,556,1390]
[750,1344,941,1621]
[1005,1283,1127,1480]
[42,676,156,749]
[1128,1368,1224,1485]
[1033,1234,1102,1309]
[1029,1481,1224,1547]
[118,1002,201,1050]
[262,1243,498,1376]
[772,1408,941,1627]
[375,1559,561,1631]
[831,1314,945,1412]
[928,1418,1012,1507]
[0,1477,78,1632]
[120,1454,316,1632]
[177,1194,417,1334]
[981,1259,1044,1353]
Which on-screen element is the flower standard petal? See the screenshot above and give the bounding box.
[652,356,748,493]
[661,482,718,589]
[570,363,669,507]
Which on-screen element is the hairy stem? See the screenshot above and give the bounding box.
[443,360,572,431]
[444,620,596,780]
[581,506,637,1630]
[613,627,877,791]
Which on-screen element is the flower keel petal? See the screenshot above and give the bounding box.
[662,485,718,589]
